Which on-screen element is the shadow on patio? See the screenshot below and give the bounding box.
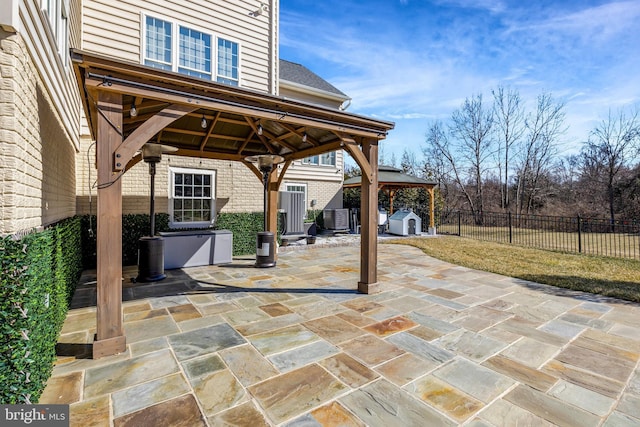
[42,243,640,427]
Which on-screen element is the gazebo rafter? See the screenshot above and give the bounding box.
[71,49,394,359]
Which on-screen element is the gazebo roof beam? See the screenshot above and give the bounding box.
[83,73,391,138]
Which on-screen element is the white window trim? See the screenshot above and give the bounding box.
[141,12,241,86]
[41,0,69,66]
[169,167,216,229]
[215,35,241,86]
[302,150,337,167]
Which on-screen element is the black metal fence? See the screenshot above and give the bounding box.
[433,209,640,260]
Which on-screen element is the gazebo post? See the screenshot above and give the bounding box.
[93,90,126,359]
[266,168,279,235]
[358,138,379,293]
[428,187,436,233]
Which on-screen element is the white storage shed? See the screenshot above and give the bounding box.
[388,209,422,236]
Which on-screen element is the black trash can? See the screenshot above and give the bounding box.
[137,236,166,282]
[255,231,276,268]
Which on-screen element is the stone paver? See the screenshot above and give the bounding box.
[41,241,640,426]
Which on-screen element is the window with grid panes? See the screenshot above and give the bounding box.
[143,15,239,86]
[170,168,216,227]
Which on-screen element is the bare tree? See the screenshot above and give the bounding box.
[400,148,418,175]
[424,121,457,210]
[424,95,494,221]
[448,94,494,222]
[492,86,525,210]
[514,92,566,216]
[580,106,640,226]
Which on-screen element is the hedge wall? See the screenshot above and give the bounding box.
[214,212,264,255]
[80,212,265,267]
[0,217,83,404]
[81,214,170,268]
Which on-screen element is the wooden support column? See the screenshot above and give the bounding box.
[93,91,126,359]
[428,187,436,231]
[266,168,279,235]
[358,138,379,294]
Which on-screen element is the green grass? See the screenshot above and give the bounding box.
[387,235,640,302]
[437,224,640,259]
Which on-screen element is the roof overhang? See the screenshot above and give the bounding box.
[279,79,351,105]
[71,49,393,168]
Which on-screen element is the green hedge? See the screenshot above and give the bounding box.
[81,212,266,267]
[81,214,170,268]
[0,217,83,404]
[214,212,264,255]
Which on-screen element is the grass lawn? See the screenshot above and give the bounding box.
[388,235,640,303]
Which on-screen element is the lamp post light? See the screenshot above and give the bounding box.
[245,154,284,267]
[136,143,177,282]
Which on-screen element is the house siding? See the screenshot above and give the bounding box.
[76,137,268,217]
[0,27,76,235]
[81,0,273,92]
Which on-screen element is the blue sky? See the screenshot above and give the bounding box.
[279,0,640,163]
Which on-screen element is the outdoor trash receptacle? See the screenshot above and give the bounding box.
[256,231,276,268]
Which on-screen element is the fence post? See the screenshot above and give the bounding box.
[577,215,582,253]
[458,211,462,236]
[508,212,512,244]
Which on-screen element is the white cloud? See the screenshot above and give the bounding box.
[280,0,640,161]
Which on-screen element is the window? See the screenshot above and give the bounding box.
[285,183,308,217]
[41,0,69,65]
[179,27,211,79]
[170,168,216,228]
[144,17,173,70]
[143,15,240,86]
[217,38,239,86]
[302,151,336,167]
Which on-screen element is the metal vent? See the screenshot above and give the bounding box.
[279,191,305,235]
[324,208,349,230]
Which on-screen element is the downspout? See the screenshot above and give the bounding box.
[270,0,279,95]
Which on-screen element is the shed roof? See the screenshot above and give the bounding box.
[344,165,437,188]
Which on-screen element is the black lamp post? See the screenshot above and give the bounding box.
[245,154,284,267]
[136,143,177,282]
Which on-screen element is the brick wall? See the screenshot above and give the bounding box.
[0,30,76,235]
[75,142,344,219]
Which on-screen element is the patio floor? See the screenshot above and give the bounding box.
[40,241,640,426]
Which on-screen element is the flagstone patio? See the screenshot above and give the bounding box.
[40,241,640,426]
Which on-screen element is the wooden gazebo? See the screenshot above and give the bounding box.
[343,165,437,229]
[71,50,394,359]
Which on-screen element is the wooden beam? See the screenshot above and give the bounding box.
[285,140,343,162]
[276,160,292,189]
[267,169,279,234]
[341,136,372,184]
[199,111,220,150]
[114,103,198,171]
[428,187,436,229]
[94,90,126,359]
[244,118,276,154]
[85,76,387,139]
[173,148,245,162]
[358,138,379,294]
[241,160,263,181]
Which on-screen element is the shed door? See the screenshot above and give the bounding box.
[408,219,416,235]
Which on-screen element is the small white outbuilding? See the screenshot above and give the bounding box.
[388,209,422,236]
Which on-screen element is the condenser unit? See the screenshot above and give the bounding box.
[323,208,349,230]
[278,191,305,235]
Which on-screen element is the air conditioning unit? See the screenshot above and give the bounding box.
[324,208,349,230]
[279,191,305,235]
